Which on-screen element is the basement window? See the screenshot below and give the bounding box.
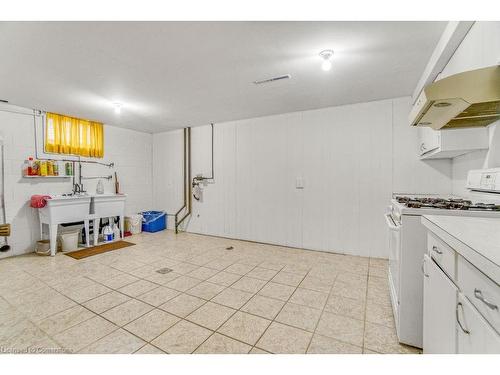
[45,112,104,158]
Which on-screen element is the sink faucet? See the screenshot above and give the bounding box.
[73,183,85,195]
[71,161,86,195]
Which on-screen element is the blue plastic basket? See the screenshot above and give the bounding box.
[141,211,167,233]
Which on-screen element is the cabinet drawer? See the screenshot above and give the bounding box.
[457,293,500,354]
[457,255,500,333]
[427,232,456,280]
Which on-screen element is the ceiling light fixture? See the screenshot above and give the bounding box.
[113,102,122,114]
[319,50,334,72]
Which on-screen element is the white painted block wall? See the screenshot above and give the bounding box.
[153,96,452,258]
[0,104,153,258]
[435,21,500,197]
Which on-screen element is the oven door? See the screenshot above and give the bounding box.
[385,211,401,303]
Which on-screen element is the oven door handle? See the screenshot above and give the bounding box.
[384,213,400,231]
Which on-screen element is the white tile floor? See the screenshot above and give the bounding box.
[0,230,421,354]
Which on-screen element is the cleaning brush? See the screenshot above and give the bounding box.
[0,223,10,237]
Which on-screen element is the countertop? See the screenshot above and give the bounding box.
[422,215,500,284]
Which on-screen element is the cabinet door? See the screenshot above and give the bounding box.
[418,127,440,155]
[423,255,458,353]
[457,293,500,354]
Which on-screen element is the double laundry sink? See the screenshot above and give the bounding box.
[38,193,127,256]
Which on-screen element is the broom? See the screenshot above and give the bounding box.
[0,223,10,237]
[0,223,10,251]
[1,141,10,252]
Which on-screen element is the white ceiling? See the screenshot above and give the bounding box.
[0,21,446,133]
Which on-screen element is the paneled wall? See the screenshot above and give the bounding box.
[0,104,153,258]
[153,97,452,258]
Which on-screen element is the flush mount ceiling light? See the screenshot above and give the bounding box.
[113,102,122,114]
[319,50,334,72]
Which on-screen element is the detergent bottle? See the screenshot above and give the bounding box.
[103,225,114,243]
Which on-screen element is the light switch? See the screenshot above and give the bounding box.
[295,177,304,189]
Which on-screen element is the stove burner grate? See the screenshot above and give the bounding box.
[395,196,500,211]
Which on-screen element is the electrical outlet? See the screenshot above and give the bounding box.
[295,177,304,189]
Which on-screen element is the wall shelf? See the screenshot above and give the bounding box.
[23,175,72,178]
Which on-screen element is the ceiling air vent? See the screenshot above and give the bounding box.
[253,74,291,85]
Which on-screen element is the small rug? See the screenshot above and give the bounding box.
[64,241,135,260]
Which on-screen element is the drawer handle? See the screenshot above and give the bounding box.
[456,302,470,335]
[421,258,429,278]
[474,289,498,310]
[432,245,443,255]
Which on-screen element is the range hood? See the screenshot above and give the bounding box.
[409,66,500,130]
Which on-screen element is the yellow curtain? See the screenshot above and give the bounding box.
[45,113,104,158]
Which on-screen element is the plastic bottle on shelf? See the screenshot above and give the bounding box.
[53,161,59,176]
[65,162,73,176]
[40,161,48,176]
[96,179,104,194]
[27,157,35,175]
[33,161,40,176]
[23,159,30,176]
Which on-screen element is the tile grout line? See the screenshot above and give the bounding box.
[250,266,312,353]
[187,262,274,353]
[113,256,260,353]
[7,241,221,352]
[72,243,240,353]
[303,272,339,353]
[187,262,302,353]
[187,263,338,353]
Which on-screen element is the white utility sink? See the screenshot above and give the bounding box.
[37,193,127,256]
[39,194,91,223]
[90,193,127,217]
[89,193,127,246]
[38,195,92,256]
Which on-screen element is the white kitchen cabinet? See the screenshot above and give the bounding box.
[418,126,488,159]
[423,254,458,353]
[422,215,500,354]
[457,293,500,354]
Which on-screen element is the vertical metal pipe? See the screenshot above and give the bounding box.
[176,127,192,229]
[187,127,192,212]
[174,128,187,233]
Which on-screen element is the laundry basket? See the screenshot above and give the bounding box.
[141,211,166,233]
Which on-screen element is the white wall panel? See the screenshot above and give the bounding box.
[153,96,448,258]
[152,129,183,228]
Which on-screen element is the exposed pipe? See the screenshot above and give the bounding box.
[192,123,215,201]
[174,128,187,233]
[176,127,192,231]
[193,123,214,182]
[81,175,113,180]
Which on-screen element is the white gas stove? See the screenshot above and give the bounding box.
[385,168,500,349]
